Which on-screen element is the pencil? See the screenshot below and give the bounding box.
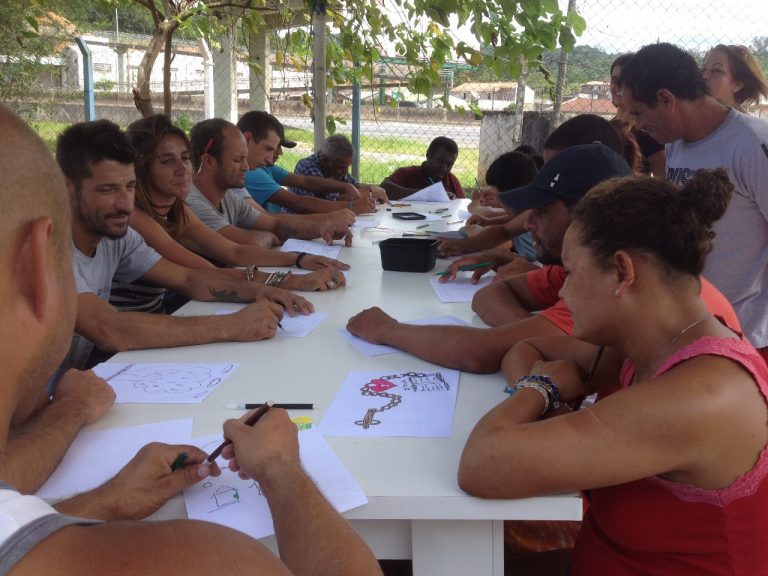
[416,224,429,229]
[170,452,189,472]
[203,400,273,464]
[227,403,313,410]
[435,261,493,276]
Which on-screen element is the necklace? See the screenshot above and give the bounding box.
[638,313,710,382]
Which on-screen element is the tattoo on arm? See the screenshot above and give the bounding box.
[209,288,250,303]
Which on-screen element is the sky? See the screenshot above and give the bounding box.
[424,0,767,56]
[570,0,767,53]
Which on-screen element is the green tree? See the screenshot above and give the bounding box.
[0,2,61,111]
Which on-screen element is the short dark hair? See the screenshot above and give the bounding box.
[236,111,283,143]
[485,151,538,192]
[610,53,634,75]
[189,118,235,169]
[427,136,458,156]
[573,169,733,277]
[514,144,544,169]
[619,43,708,107]
[544,114,623,156]
[56,120,134,187]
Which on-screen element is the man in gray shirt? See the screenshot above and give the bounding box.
[187,118,353,248]
[57,120,306,370]
[620,43,768,359]
[0,105,382,576]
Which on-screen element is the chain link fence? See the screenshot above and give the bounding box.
[8,0,767,192]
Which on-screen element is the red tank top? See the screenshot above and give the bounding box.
[572,337,768,575]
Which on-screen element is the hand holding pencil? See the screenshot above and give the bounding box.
[437,254,495,284]
[217,403,302,482]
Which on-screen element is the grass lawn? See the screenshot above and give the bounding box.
[282,126,480,191]
[31,120,479,193]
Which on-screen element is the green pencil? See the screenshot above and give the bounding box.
[435,261,493,276]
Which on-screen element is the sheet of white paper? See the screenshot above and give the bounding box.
[214,309,328,339]
[429,276,492,303]
[402,181,451,202]
[276,311,328,338]
[183,428,367,539]
[338,316,469,357]
[319,369,460,437]
[36,419,193,499]
[351,213,383,232]
[280,238,342,259]
[92,363,237,404]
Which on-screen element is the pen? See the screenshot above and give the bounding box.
[447,220,463,225]
[435,261,494,276]
[227,403,313,410]
[170,452,189,472]
[416,224,429,229]
[203,400,273,464]
[441,214,452,218]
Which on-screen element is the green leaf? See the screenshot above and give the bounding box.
[567,12,587,35]
[559,26,576,51]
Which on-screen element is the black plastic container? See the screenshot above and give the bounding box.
[379,237,438,272]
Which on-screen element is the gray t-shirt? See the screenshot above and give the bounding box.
[67,229,162,369]
[185,184,261,231]
[666,109,768,347]
[0,481,99,575]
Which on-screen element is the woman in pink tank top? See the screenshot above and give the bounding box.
[459,169,768,575]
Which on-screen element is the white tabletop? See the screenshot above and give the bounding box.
[96,200,581,575]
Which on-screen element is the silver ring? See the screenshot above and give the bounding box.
[326,281,337,289]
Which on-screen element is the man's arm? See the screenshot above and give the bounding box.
[346,307,566,373]
[272,188,375,215]
[284,173,360,200]
[75,292,280,355]
[380,178,418,200]
[437,224,513,257]
[221,409,383,576]
[2,370,115,493]
[471,273,542,327]
[54,442,217,520]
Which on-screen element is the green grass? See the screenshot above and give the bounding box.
[31,121,479,192]
[31,121,70,152]
[282,126,480,191]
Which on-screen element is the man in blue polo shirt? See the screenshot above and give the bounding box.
[235,112,386,215]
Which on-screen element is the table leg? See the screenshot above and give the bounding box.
[411,519,503,576]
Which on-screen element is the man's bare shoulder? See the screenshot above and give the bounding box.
[12,519,291,576]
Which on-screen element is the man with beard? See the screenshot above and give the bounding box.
[185,118,353,248]
[0,105,383,576]
[347,145,633,373]
[57,120,292,371]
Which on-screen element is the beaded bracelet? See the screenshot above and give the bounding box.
[294,252,308,269]
[504,374,562,415]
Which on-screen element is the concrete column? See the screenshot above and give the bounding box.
[213,22,238,122]
[248,28,271,112]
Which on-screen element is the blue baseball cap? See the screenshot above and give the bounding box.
[499,143,632,213]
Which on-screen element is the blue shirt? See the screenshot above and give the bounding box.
[244,165,290,212]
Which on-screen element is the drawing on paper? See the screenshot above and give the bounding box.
[108,364,235,396]
[354,371,449,429]
[209,485,240,511]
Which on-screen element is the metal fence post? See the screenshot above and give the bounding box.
[75,36,95,121]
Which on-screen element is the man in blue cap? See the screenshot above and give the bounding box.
[347,143,633,374]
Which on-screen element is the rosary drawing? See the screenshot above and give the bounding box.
[355,371,450,429]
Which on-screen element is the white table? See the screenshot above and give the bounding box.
[93,201,582,576]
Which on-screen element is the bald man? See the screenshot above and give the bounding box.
[0,105,382,575]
